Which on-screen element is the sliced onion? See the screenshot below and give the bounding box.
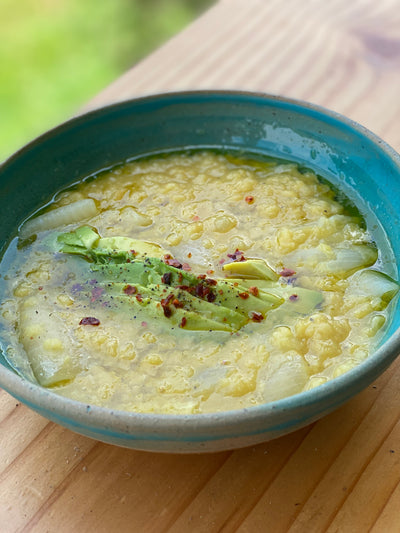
[348,269,400,304]
[20,199,97,239]
[317,244,378,275]
[260,354,309,402]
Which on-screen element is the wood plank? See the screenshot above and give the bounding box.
[326,419,400,532]
[371,481,400,533]
[0,404,48,474]
[0,389,20,422]
[167,427,312,532]
[0,425,95,531]
[27,446,230,533]
[286,360,400,532]
[235,363,399,532]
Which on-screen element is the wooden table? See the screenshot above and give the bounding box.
[2,0,400,530]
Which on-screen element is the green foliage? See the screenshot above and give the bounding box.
[0,0,212,161]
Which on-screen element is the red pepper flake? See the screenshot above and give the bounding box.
[239,292,249,299]
[136,294,143,303]
[177,284,195,295]
[289,294,299,301]
[38,286,43,291]
[123,284,137,295]
[163,306,172,318]
[207,292,216,302]
[161,272,172,285]
[79,317,100,326]
[245,195,254,204]
[187,252,192,258]
[180,316,187,328]
[164,294,175,305]
[192,215,200,221]
[248,286,259,297]
[172,298,184,308]
[251,312,264,322]
[219,258,226,265]
[197,274,207,280]
[280,268,296,277]
[207,269,214,275]
[206,278,218,286]
[141,321,148,327]
[161,294,174,317]
[227,249,246,262]
[163,255,182,268]
[195,283,207,298]
[181,263,191,271]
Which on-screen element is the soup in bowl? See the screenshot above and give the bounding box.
[0,91,399,452]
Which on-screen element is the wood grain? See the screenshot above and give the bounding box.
[1,0,400,531]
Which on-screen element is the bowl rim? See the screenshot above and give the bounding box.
[1,89,400,441]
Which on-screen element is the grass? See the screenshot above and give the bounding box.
[0,0,212,161]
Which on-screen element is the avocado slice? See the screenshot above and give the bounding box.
[56,227,288,332]
[102,282,247,332]
[57,226,168,262]
[222,258,279,281]
[229,278,323,315]
[97,236,167,259]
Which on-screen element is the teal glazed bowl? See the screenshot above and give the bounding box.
[1,91,400,453]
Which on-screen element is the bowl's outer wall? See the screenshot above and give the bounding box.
[0,354,376,452]
[1,91,400,451]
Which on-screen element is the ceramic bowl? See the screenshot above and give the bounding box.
[1,91,400,452]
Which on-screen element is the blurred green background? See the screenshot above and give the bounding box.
[1,0,213,161]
